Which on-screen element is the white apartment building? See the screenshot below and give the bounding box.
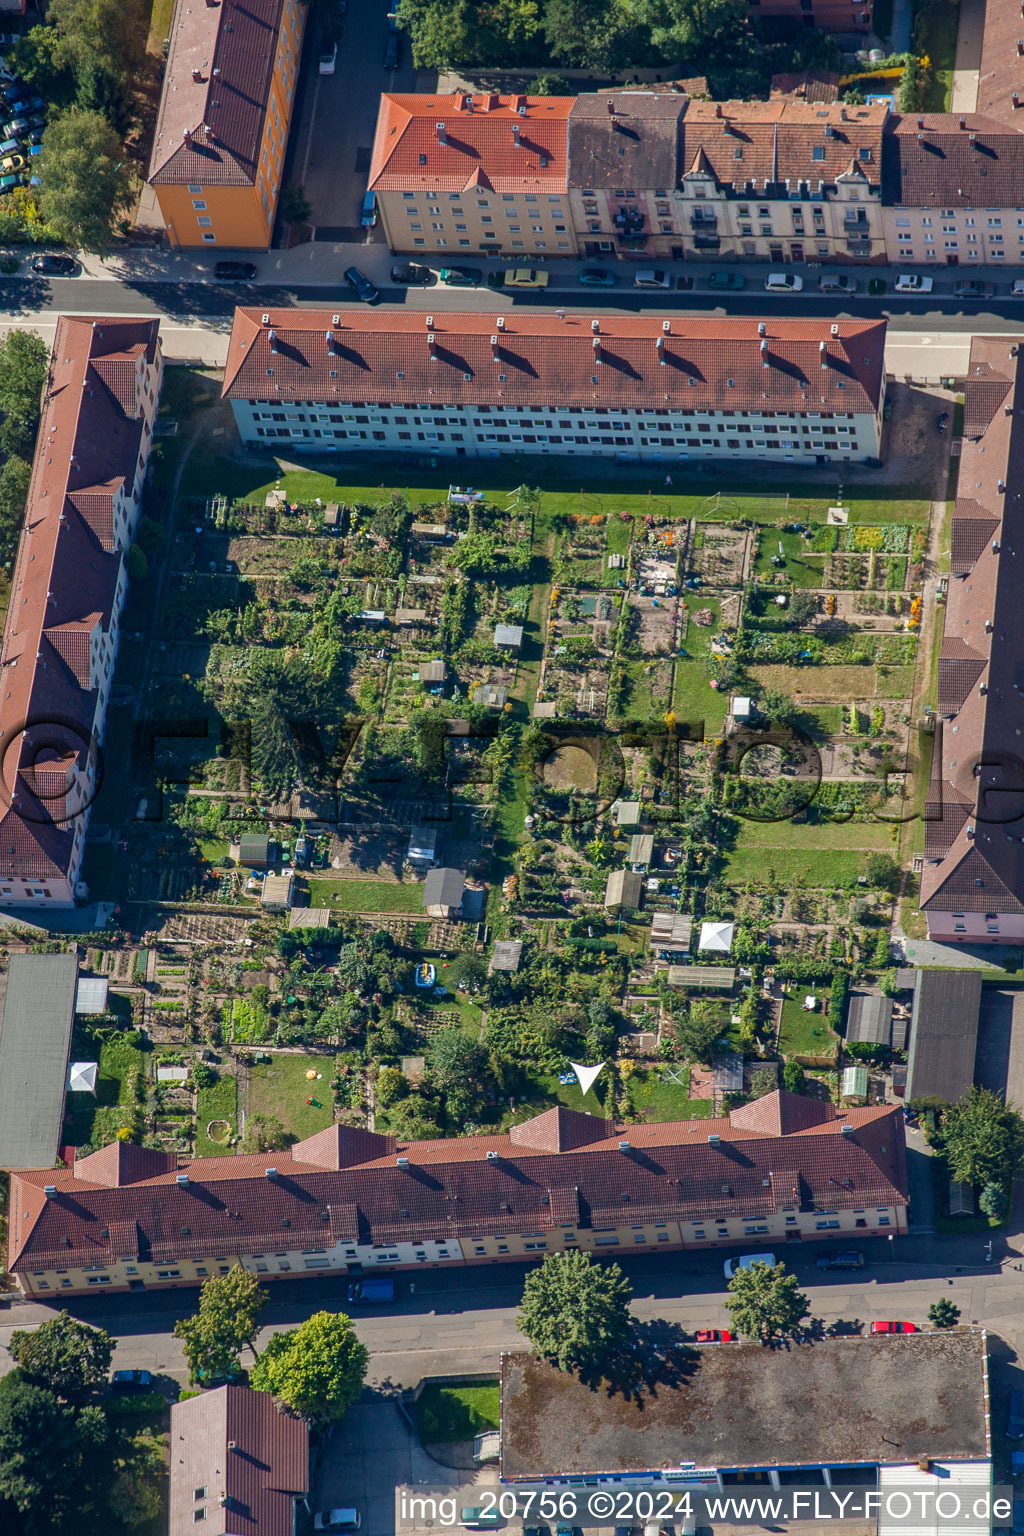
[222,309,887,465]
[881,112,1024,264]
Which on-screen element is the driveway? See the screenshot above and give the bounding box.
[284,6,435,241]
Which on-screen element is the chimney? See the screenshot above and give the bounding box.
[176,1173,190,1187]
[593,336,602,362]
[496,315,505,329]
[266,1167,278,1180]
[43,1184,57,1197]
[820,340,828,368]
[462,94,473,113]
[491,334,501,359]
[192,68,204,83]
[607,99,615,115]
[436,121,447,144]
[657,335,665,364]
[325,330,334,350]
[831,323,839,335]
[840,1124,854,1137]
[1019,39,1024,55]
[758,320,766,336]
[662,319,671,333]
[261,313,270,324]
[1015,94,1022,109]
[715,103,723,117]
[618,1140,631,1152]
[591,318,600,332]
[513,124,521,147]
[708,1133,721,1146]
[396,1156,410,1168]
[269,329,278,352]
[918,1458,933,1475]
[917,116,924,130]
[761,339,769,365]
[486,1149,499,1161]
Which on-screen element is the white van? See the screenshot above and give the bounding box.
[633,269,672,289]
[765,272,803,292]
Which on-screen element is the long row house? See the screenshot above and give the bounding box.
[368,89,1024,268]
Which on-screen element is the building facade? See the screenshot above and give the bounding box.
[369,93,575,257]
[7,1094,908,1297]
[920,336,1024,942]
[0,317,162,909]
[221,308,886,465]
[148,0,305,250]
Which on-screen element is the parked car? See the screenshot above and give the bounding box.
[895,273,933,293]
[870,1320,917,1334]
[818,274,856,294]
[111,1370,152,1391]
[695,1328,733,1342]
[1007,1390,1024,1439]
[318,42,337,74]
[707,270,745,290]
[1013,279,1024,297]
[504,267,548,288]
[765,271,803,292]
[723,1252,776,1279]
[439,266,482,287]
[344,265,380,304]
[361,190,377,228]
[213,259,257,280]
[0,152,22,172]
[383,31,399,67]
[954,279,994,299]
[390,262,432,285]
[816,1250,865,1270]
[313,1511,362,1532]
[578,267,617,286]
[460,1508,502,1529]
[633,268,672,289]
[0,172,18,193]
[346,1276,395,1303]
[32,254,79,275]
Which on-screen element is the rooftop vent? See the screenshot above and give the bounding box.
[397,1156,410,1168]
[436,122,447,144]
[831,323,839,336]
[840,1124,854,1137]
[176,1173,190,1187]
[591,318,600,332]
[619,1139,631,1151]
[486,1149,499,1161]
[43,1184,56,1197]
[266,1168,278,1180]
[708,1133,721,1146]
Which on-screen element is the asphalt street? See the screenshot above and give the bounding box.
[4,1225,1022,1392]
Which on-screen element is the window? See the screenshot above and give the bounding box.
[194,1513,207,1524]
[157,1269,181,1279]
[194,1489,207,1502]
[187,183,202,195]
[192,200,207,211]
[197,216,212,227]
[202,233,216,243]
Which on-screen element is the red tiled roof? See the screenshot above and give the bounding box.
[7,1093,907,1273]
[368,93,572,194]
[884,113,1024,206]
[0,315,159,884]
[222,309,886,418]
[170,1385,308,1536]
[681,99,887,191]
[921,335,1024,916]
[149,0,291,187]
[977,0,1024,118]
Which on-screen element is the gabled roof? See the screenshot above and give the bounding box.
[170,1385,308,1536]
[368,93,572,195]
[149,0,290,187]
[567,92,684,191]
[222,309,887,419]
[7,1095,908,1274]
[680,99,887,193]
[905,969,982,1103]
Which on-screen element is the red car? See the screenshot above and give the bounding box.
[695,1329,734,1343]
[871,1321,917,1334]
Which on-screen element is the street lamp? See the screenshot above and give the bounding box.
[888,1233,894,1262]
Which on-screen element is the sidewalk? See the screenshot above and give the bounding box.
[951,0,985,113]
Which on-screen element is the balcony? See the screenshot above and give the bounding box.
[689,210,718,230]
[692,232,721,250]
[843,210,869,229]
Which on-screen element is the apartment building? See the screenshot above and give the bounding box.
[6,1093,908,1297]
[148,0,305,250]
[881,113,1024,264]
[920,336,1024,943]
[0,317,162,909]
[221,308,886,465]
[368,93,575,257]
[750,0,873,33]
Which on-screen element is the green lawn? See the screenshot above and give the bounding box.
[605,515,633,558]
[415,1381,499,1445]
[916,0,960,112]
[624,1067,712,1121]
[305,877,425,912]
[64,1035,144,1148]
[753,530,825,589]
[777,996,839,1058]
[196,1071,238,1157]
[721,843,874,888]
[247,1054,335,1141]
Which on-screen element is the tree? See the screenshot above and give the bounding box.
[542,0,623,68]
[927,1298,961,1329]
[674,999,723,1066]
[866,853,902,894]
[38,108,132,253]
[517,1250,633,1374]
[239,1114,290,1153]
[787,589,818,627]
[757,686,798,727]
[531,71,571,93]
[426,1025,489,1124]
[9,1312,113,1405]
[126,543,149,581]
[939,1086,1024,1191]
[384,1094,443,1140]
[0,1373,108,1521]
[278,184,312,225]
[447,952,487,991]
[0,329,47,459]
[630,0,746,59]
[782,1061,806,1094]
[250,1311,367,1427]
[0,455,31,555]
[979,1181,1006,1219]
[376,1064,406,1107]
[174,1266,268,1385]
[725,1260,809,1343]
